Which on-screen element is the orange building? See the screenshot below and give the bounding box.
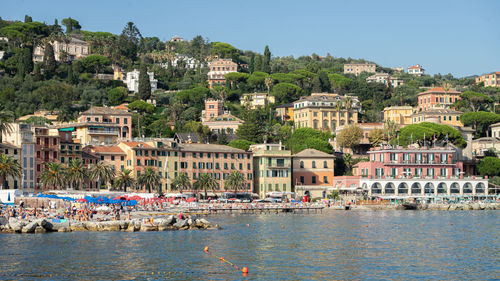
[417,87,461,112]
[292,149,336,199]
[476,71,500,87]
[207,59,238,88]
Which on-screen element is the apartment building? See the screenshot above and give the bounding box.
[0,143,21,189]
[417,87,461,111]
[292,149,335,199]
[275,103,294,121]
[407,64,425,76]
[250,143,292,198]
[33,37,89,62]
[240,93,275,109]
[201,99,242,134]
[293,93,360,131]
[475,71,500,87]
[411,108,463,127]
[33,127,60,190]
[366,73,404,87]
[125,69,158,93]
[207,59,238,88]
[383,106,414,125]
[344,63,376,75]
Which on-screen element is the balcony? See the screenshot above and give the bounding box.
[88,129,119,136]
[384,161,452,166]
[267,163,291,169]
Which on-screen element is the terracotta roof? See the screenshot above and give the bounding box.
[293,148,334,158]
[417,87,461,96]
[81,107,131,116]
[408,65,423,69]
[120,141,152,148]
[179,143,249,153]
[86,145,125,154]
[114,103,129,111]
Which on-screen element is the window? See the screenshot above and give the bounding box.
[324,176,328,183]
[312,176,316,184]
[323,161,328,168]
[239,163,243,170]
[111,156,115,161]
[137,159,141,166]
[300,176,304,184]
[300,161,304,168]
[124,118,128,124]
[312,161,316,168]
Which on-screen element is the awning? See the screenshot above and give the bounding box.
[59,127,74,132]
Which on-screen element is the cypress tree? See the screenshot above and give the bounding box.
[263,45,271,73]
[138,64,151,100]
[43,43,56,78]
[254,55,263,73]
[17,47,33,78]
[24,15,32,23]
[249,53,255,73]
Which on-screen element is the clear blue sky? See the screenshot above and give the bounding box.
[3,0,499,77]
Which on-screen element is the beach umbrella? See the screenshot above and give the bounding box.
[186,197,197,203]
[76,199,88,203]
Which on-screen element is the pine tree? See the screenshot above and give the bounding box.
[263,45,271,73]
[138,64,151,100]
[311,76,322,93]
[318,70,331,92]
[43,43,56,78]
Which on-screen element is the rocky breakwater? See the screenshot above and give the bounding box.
[421,202,500,211]
[0,215,219,234]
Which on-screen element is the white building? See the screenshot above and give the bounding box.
[366,73,404,87]
[125,69,158,93]
[159,55,203,69]
[408,64,425,76]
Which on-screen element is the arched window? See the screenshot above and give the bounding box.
[299,161,304,168]
[323,161,328,168]
[312,161,316,168]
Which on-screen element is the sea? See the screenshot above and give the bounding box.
[0,210,498,280]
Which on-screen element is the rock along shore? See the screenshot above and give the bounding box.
[0,215,219,234]
[353,202,500,211]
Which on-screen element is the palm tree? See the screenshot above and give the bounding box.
[224,171,246,194]
[89,162,115,191]
[138,167,160,193]
[344,96,353,110]
[265,76,273,94]
[0,111,14,142]
[0,154,22,189]
[67,158,86,190]
[194,173,219,199]
[40,162,67,190]
[114,169,135,192]
[171,172,191,193]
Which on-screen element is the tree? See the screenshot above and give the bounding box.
[318,70,331,92]
[0,111,14,142]
[23,117,51,126]
[218,128,228,144]
[343,153,354,174]
[460,91,493,112]
[477,157,500,177]
[336,124,363,150]
[368,128,385,146]
[171,172,191,193]
[119,22,142,62]
[79,55,110,75]
[460,111,500,137]
[224,171,246,194]
[138,167,160,193]
[89,162,115,190]
[107,87,128,106]
[24,15,33,23]
[61,18,81,34]
[397,122,466,148]
[138,64,152,100]
[194,173,219,199]
[227,139,255,151]
[0,154,22,189]
[67,158,86,190]
[263,45,271,73]
[128,100,155,137]
[285,128,333,154]
[40,162,66,190]
[42,43,56,77]
[114,169,135,192]
[271,83,302,104]
[18,47,33,78]
[383,120,399,142]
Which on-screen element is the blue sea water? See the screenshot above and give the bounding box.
[0,210,499,280]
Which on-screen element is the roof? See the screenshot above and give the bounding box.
[120,141,152,148]
[490,122,500,128]
[408,65,423,69]
[384,106,414,111]
[275,103,294,108]
[114,103,129,111]
[86,145,125,154]
[0,142,20,150]
[179,143,249,153]
[473,137,500,143]
[81,107,131,116]
[293,148,334,158]
[82,151,99,159]
[412,108,462,116]
[417,87,461,96]
[174,133,199,143]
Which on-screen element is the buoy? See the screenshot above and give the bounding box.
[365,225,369,227]
[422,224,424,226]
[247,224,250,227]
[242,267,249,273]
[204,246,209,252]
[478,224,481,226]
[450,223,453,226]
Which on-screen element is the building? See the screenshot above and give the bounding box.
[411,108,463,127]
[2,123,35,190]
[58,128,82,166]
[366,73,404,87]
[201,99,242,134]
[471,137,500,158]
[344,63,376,75]
[292,149,335,199]
[293,93,360,131]
[125,69,158,93]
[390,67,404,73]
[476,71,500,87]
[383,106,414,125]
[207,59,238,89]
[417,87,461,111]
[56,107,133,145]
[33,127,60,190]
[33,37,89,62]
[0,143,22,189]
[333,123,384,155]
[240,93,275,109]
[169,35,185,42]
[17,110,60,125]
[354,146,488,197]
[113,65,125,81]
[250,143,292,198]
[275,103,294,121]
[159,55,203,69]
[407,64,425,76]
[490,122,500,138]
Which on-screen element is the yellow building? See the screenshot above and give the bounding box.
[275,103,294,121]
[344,63,376,75]
[411,108,463,127]
[240,93,275,109]
[0,143,22,189]
[383,106,414,125]
[293,93,360,131]
[476,71,500,87]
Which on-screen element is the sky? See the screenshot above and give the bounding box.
[2,0,499,77]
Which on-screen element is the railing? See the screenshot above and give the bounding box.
[88,130,119,135]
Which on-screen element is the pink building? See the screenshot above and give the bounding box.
[355,146,463,179]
